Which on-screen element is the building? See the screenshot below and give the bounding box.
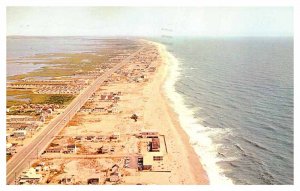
[142,154,153,170]
[65,144,77,154]
[110,132,120,141]
[87,178,99,185]
[97,146,109,154]
[109,172,120,182]
[111,164,119,173]
[45,146,62,153]
[150,138,160,152]
[93,107,106,113]
[13,130,27,138]
[140,129,158,138]
[19,168,42,184]
[6,143,12,153]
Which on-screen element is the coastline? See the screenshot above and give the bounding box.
[145,40,209,184]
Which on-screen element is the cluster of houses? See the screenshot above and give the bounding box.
[36,85,84,94]
[7,122,39,135]
[44,133,121,155]
[7,103,59,136]
[7,78,88,95]
[6,104,60,158]
[17,159,122,185]
[7,117,41,141]
[79,91,122,114]
[44,144,77,154]
[118,47,158,83]
[80,102,119,114]
[8,103,59,115]
[99,91,122,102]
[7,79,88,89]
[18,167,43,185]
[17,162,62,185]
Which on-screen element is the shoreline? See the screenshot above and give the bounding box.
[146,40,209,184]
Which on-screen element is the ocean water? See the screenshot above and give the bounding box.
[161,37,293,185]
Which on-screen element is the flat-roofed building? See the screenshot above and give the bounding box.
[150,137,160,152]
[13,130,27,137]
[140,129,158,138]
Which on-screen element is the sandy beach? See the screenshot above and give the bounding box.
[143,41,209,184]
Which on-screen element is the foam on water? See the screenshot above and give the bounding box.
[162,46,233,184]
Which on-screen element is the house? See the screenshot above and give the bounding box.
[35,166,42,172]
[43,166,50,171]
[6,143,12,153]
[96,135,107,142]
[20,168,42,183]
[110,132,120,141]
[100,94,107,100]
[109,172,120,182]
[80,106,93,113]
[97,146,109,154]
[150,137,160,152]
[107,95,114,100]
[6,133,11,141]
[60,177,73,185]
[148,67,156,72]
[13,130,27,138]
[111,164,119,173]
[86,136,95,141]
[45,147,62,153]
[65,144,77,154]
[40,115,45,123]
[153,155,164,161]
[113,96,120,102]
[139,129,158,138]
[111,106,119,113]
[87,178,99,185]
[93,107,106,113]
[142,155,152,171]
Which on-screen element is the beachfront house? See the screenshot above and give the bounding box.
[142,155,153,171]
[150,137,160,152]
[139,129,159,138]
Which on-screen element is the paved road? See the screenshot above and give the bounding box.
[6,45,146,184]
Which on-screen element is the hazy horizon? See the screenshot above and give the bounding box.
[7,7,293,37]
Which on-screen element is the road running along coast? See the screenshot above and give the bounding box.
[6,45,147,184]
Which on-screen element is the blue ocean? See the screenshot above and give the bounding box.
[161,37,293,184]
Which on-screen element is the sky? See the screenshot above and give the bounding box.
[7,7,293,37]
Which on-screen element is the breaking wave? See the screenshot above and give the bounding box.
[162,46,233,184]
